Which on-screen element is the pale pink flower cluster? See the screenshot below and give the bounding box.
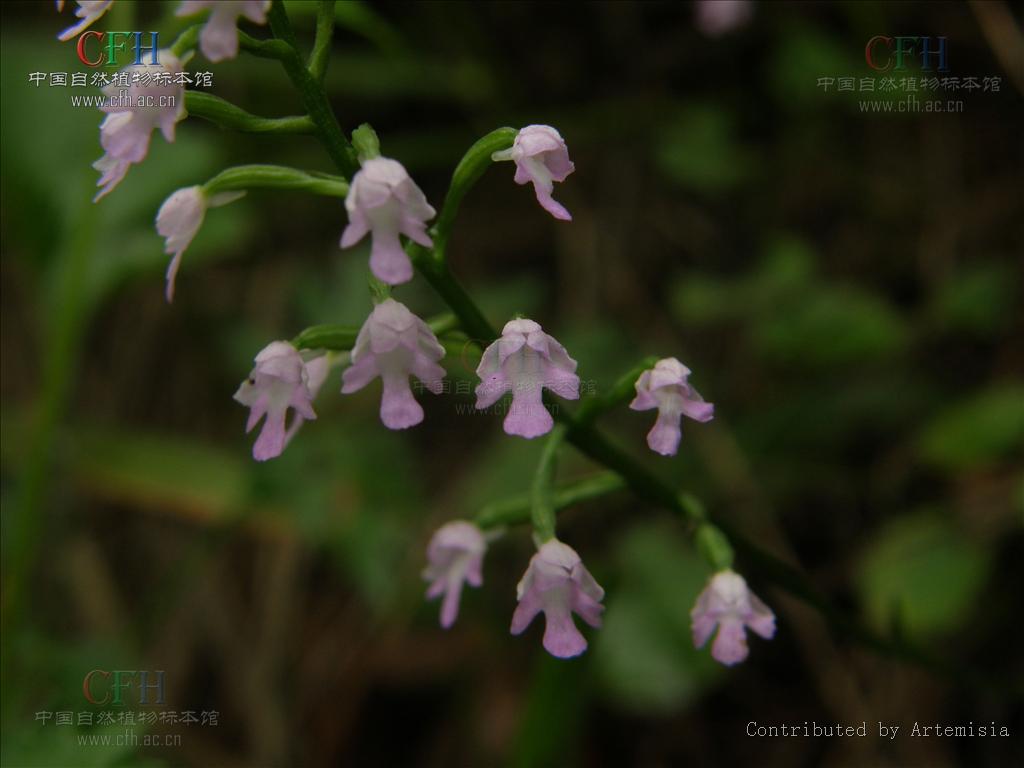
[422,529,605,660]
[92,52,186,201]
[177,1,272,63]
[56,0,114,42]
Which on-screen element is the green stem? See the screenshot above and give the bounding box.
[170,24,201,59]
[477,472,625,529]
[695,523,735,571]
[408,244,497,343]
[185,92,314,135]
[292,324,358,351]
[574,356,658,426]
[531,424,567,543]
[309,0,337,81]
[431,127,517,261]
[429,313,460,337]
[264,1,359,176]
[678,491,706,525]
[202,164,348,197]
[368,274,391,303]
[238,30,294,61]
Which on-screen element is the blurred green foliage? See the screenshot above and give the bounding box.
[856,513,990,637]
[918,386,1024,469]
[594,523,721,713]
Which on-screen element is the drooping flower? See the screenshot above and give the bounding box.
[156,186,245,302]
[341,299,446,429]
[339,158,436,285]
[475,318,579,439]
[629,357,714,456]
[491,125,575,221]
[510,539,604,659]
[691,569,775,666]
[92,51,186,201]
[695,0,753,37]
[176,0,271,62]
[422,521,488,629]
[57,0,114,42]
[233,342,329,461]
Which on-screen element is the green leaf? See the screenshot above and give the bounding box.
[509,655,586,768]
[770,25,857,108]
[0,723,142,768]
[856,514,990,637]
[71,429,249,522]
[929,264,1018,335]
[919,386,1024,469]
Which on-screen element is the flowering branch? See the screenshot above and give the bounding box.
[239,41,920,665]
[69,0,994,678]
[259,11,780,639]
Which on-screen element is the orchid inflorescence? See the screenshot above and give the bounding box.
[59,0,775,664]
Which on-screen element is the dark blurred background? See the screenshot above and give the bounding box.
[2,1,1022,766]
